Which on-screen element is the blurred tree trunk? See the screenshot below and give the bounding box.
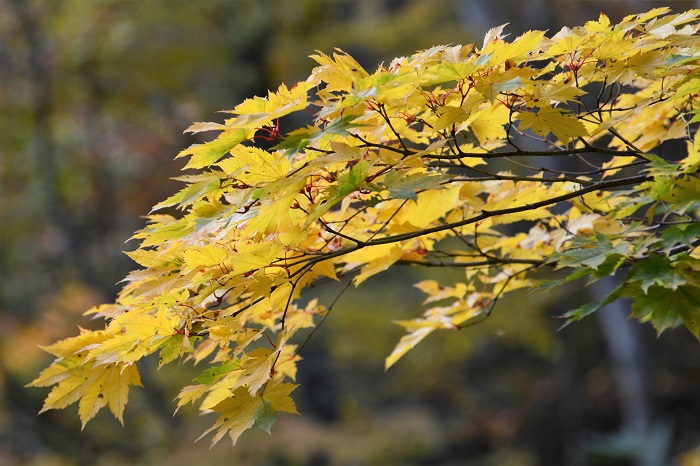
[592,278,661,466]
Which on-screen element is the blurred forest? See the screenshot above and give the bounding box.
[2,1,700,465]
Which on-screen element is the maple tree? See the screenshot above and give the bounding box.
[30,8,700,447]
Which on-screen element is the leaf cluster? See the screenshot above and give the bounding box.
[29,8,700,446]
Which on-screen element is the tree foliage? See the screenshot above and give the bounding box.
[30,8,700,447]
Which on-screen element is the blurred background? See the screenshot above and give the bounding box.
[2,0,700,465]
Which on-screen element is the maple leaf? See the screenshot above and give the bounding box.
[28,347,142,428]
[199,381,298,447]
[553,232,632,270]
[182,244,229,273]
[625,283,700,337]
[469,103,510,143]
[517,107,587,144]
[394,186,460,229]
[87,307,180,365]
[352,245,403,286]
[628,254,689,293]
[385,326,435,370]
[177,128,251,170]
[219,82,312,130]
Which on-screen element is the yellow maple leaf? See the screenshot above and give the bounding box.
[415,280,470,304]
[28,353,141,428]
[517,106,587,144]
[489,30,547,64]
[395,186,460,229]
[217,146,291,185]
[385,326,436,370]
[530,81,585,104]
[177,128,251,170]
[681,132,700,173]
[220,82,312,130]
[199,380,298,447]
[88,307,180,365]
[309,49,369,93]
[182,244,229,273]
[469,103,510,144]
[543,29,588,58]
[352,245,404,286]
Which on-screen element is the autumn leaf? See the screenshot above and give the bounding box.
[517,106,588,144]
[198,381,298,447]
[385,326,435,370]
[28,352,142,428]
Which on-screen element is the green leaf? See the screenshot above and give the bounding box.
[158,335,197,368]
[272,125,321,153]
[255,399,278,434]
[555,233,631,270]
[194,361,241,385]
[648,177,675,200]
[381,171,447,201]
[626,283,700,337]
[629,254,688,293]
[561,285,623,326]
[534,267,591,292]
[660,178,700,205]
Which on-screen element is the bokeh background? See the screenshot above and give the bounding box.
[2,1,700,465]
